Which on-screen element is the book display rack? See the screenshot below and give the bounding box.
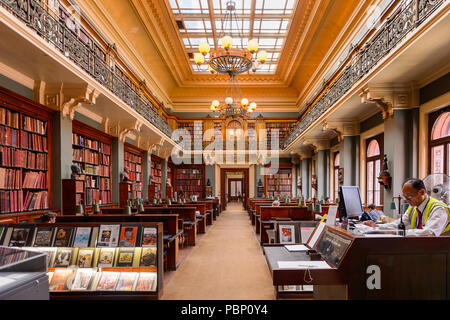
[1,221,164,299]
[174,164,205,199]
[0,87,53,215]
[265,164,292,197]
[149,155,162,200]
[71,121,113,208]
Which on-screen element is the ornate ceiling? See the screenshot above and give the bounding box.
[78,0,372,112]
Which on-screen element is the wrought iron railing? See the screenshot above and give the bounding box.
[283,0,445,149]
[0,0,173,137]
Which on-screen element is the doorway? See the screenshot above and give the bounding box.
[228,178,243,202]
[220,168,249,211]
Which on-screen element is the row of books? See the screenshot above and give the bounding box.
[99,153,110,166]
[0,107,19,128]
[0,190,48,213]
[47,269,157,292]
[99,165,110,177]
[85,189,112,205]
[125,162,142,173]
[72,134,99,150]
[0,126,19,147]
[124,153,142,164]
[2,224,157,248]
[22,115,47,135]
[24,150,48,170]
[0,168,21,189]
[85,175,98,188]
[176,186,202,192]
[21,131,48,152]
[22,171,47,189]
[177,168,201,175]
[99,143,111,155]
[72,149,84,162]
[128,172,142,182]
[176,179,201,186]
[99,177,110,190]
[267,186,292,192]
[85,164,98,175]
[85,149,99,164]
[267,179,291,185]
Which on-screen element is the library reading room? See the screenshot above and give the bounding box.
[0,0,449,309]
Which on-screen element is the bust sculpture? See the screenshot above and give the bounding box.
[71,164,80,179]
[121,166,130,182]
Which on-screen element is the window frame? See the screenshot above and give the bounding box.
[365,133,384,206]
[428,106,450,175]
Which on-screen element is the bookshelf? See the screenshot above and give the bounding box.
[166,161,174,199]
[149,154,162,200]
[177,121,203,149]
[264,164,293,197]
[124,143,144,201]
[265,121,297,150]
[70,121,113,210]
[174,164,205,199]
[0,87,54,215]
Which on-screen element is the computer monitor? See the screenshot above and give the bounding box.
[338,186,364,219]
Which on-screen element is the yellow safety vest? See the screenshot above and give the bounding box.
[406,197,450,235]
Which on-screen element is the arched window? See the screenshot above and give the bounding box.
[429,107,450,175]
[333,152,340,201]
[366,134,383,206]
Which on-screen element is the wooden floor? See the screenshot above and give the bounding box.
[161,201,275,300]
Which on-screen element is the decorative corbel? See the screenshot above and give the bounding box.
[322,121,343,142]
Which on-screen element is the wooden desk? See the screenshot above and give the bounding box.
[264,225,450,300]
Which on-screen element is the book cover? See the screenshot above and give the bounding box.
[116,272,138,291]
[76,248,95,268]
[97,224,120,247]
[71,268,96,291]
[32,226,54,247]
[141,227,157,247]
[116,248,135,267]
[53,227,74,247]
[118,225,139,247]
[49,268,76,291]
[52,248,73,268]
[97,248,116,268]
[139,247,157,267]
[135,272,157,292]
[72,227,92,247]
[9,226,33,247]
[96,271,120,291]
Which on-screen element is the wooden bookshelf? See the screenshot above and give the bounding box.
[149,154,162,200]
[71,121,113,208]
[177,121,203,149]
[124,143,144,201]
[264,164,293,197]
[0,86,54,215]
[265,121,297,150]
[174,164,205,199]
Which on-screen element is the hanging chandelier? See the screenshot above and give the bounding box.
[193,1,268,117]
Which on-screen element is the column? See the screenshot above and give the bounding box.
[51,112,73,210]
[342,135,360,186]
[317,149,330,201]
[161,158,168,199]
[142,151,151,201]
[205,165,216,196]
[301,157,312,199]
[112,138,124,204]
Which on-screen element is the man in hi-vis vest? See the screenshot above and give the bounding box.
[362,178,450,236]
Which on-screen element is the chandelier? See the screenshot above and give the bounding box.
[193,1,268,116]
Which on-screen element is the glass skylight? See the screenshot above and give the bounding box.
[169,0,298,74]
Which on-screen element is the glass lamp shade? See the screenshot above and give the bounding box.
[194,52,205,64]
[212,100,220,107]
[314,204,323,213]
[199,41,210,55]
[390,202,397,210]
[225,97,233,105]
[221,36,233,49]
[247,39,259,53]
[402,203,409,213]
[247,107,254,113]
[210,105,217,111]
[307,203,313,211]
[257,50,268,63]
[249,102,257,110]
[241,98,249,106]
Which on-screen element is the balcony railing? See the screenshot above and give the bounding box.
[283,0,445,149]
[0,0,173,137]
